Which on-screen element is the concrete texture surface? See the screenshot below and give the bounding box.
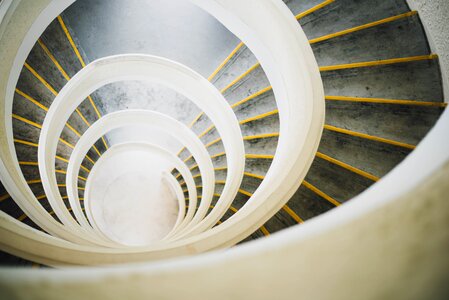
[1,0,447,265]
[299,0,410,40]
[62,0,239,79]
[212,45,258,91]
[322,60,443,102]
[282,0,324,16]
[407,0,449,102]
[312,15,429,66]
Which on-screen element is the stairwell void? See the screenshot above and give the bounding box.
[0,0,448,299]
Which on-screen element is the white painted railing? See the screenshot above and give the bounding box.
[0,0,324,264]
[1,0,446,298]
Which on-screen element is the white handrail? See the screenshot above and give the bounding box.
[0,0,322,264]
[82,142,196,243]
[162,172,186,236]
[67,112,208,239]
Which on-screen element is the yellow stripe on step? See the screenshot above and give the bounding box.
[325,95,447,107]
[23,62,58,96]
[296,0,335,20]
[309,11,418,44]
[208,42,244,81]
[283,204,304,223]
[220,63,260,94]
[320,54,438,72]
[324,125,416,150]
[316,151,379,181]
[245,154,274,159]
[302,180,340,206]
[239,110,279,125]
[0,194,10,202]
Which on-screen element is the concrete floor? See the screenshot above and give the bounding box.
[89,147,178,246]
[56,0,242,244]
[63,0,240,78]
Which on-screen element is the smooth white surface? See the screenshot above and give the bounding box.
[162,172,186,235]
[83,142,197,245]
[87,146,177,246]
[38,54,245,239]
[68,110,207,237]
[0,0,95,244]
[0,0,324,264]
[0,1,448,298]
[107,125,182,154]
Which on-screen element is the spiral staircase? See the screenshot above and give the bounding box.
[0,0,448,298]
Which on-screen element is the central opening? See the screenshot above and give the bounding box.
[87,144,179,246]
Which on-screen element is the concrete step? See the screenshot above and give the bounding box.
[211,44,258,92]
[312,14,429,66]
[298,0,410,40]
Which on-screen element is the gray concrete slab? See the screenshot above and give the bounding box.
[62,0,239,78]
[312,15,429,66]
[322,59,444,102]
[300,0,410,40]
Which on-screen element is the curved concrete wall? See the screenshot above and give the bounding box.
[0,0,448,298]
[2,161,448,299]
[407,0,449,101]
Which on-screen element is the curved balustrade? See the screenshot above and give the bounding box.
[68,110,214,239]
[39,55,245,238]
[0,0,323,265]
[83,142,197,243]
[0,0,448,298]
[162,171,187,237]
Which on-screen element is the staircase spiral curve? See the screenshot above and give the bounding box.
[0,0,448,299]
